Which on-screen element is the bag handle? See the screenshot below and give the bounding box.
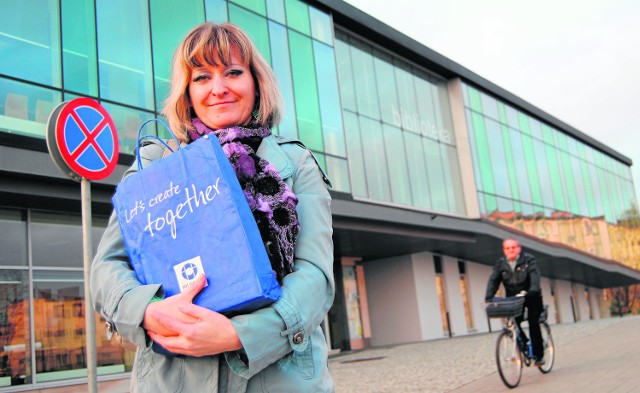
[136,118,181,171]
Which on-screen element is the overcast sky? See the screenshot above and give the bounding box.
[343,0,640,206]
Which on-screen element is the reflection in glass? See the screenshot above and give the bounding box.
[382,124,412,205]
[343,111,367,198]
[61,0,98,97]
[314,41,345,157]
[268,21,297,139]
[288,30,323,151]
[96,0,154,110]
[360,117,390,202]
[0,270,31,386]
[0,1,61,87]
[0,78,62,139]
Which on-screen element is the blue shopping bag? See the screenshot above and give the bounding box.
[112,120,281,318]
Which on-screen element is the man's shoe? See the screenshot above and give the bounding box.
[534,357,545,367]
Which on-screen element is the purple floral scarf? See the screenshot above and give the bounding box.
[189,118,299,282]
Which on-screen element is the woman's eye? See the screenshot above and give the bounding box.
[192,74,209,82]
[227,69,244,77]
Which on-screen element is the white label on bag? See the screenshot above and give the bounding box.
[174,256,207,292]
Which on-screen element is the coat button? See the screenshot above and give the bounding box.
[292,332,304,344]
[105,322,114,340]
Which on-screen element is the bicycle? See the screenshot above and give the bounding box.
[486,296,555,388]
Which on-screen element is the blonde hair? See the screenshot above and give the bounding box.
[162,22,283,142]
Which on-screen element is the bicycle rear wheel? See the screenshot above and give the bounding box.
[538,322,554,374]
[496,330,523,388]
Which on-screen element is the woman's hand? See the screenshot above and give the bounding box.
[143,274,206,337]
[147,300,243,357]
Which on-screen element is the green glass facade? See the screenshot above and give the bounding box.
[463,83,636,224]
[334,31,466,214]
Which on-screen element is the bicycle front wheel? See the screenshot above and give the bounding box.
[538,322,555,374]
[496,330,523,388]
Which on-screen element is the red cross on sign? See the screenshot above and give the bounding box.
[47,98,119,181]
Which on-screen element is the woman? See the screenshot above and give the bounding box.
[91,22,334,392]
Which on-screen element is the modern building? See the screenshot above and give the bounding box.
[1,0,639,391]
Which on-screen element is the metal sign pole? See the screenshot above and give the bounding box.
[82,178,97,393]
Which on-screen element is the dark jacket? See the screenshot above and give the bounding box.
[485,252,541,300]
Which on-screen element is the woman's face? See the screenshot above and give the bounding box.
[188,50,256,130]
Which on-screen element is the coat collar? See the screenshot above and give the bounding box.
[255,135,294,180]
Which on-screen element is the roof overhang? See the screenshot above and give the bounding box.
[331,196,640,289]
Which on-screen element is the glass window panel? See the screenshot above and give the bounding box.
[423,138,449,211]
[497,102,507,124]
[464,110,483,192]
[313,41,345,157]
[467,85,482,112]
[31,212,81,268]
[521,134,543,206]
[229,0,266,15]
[501,124,520,201]
[480,92,499,121]
[484,193,498,215]
[509,128,532,204]
[477,191,487,216]
[596,167,614,222]
[0,77,62,139]
[560,151,580,215]
[360,116,390,201]
[349,41,379,120]
[309,7,333,45]
[497,196,514,215]
[204,0,228,22]
[517,112,531,135]
[529,118,542,140]
[577,142,587,160]
[544,143,567,212]
[394,63,419,133]
[541,124,555,145]
[461,82,470,107]
[61,0,98,96]
[32,270,86,380]
[288,30,323,151]
[343,111,367,197]
[413,73,438,140]
[230,4,271,64]
[485,118,510,198]
[0,1,61,87]
[325,156,350,193]
[611,176,624,221]
[470,112,495,194]
[567,136,578,156]
[96,0,154,110]
[403,132,431,209]
[443,144,466,214]
[0,269,31,386]
[570,155,589,216]
[150,0,204,112]
[268,22,297,139]
[373,52,400,128]
[556,131,569,152]
[334,38,356,112]
[588,164,604,217]
[533,139,554,208]
[284,0,310,35]
[505,105,519,130]
[266,0,286,23]
[580,160,597,217]
[433,79,455,145]
[382,124,412,205]
[101,102,156,155]
[0,209,27,267]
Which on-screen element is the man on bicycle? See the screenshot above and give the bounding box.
[485,238,545,366]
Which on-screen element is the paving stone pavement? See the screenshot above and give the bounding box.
[329,315,640,393]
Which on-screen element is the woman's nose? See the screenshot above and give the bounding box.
[210,76,228,96]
